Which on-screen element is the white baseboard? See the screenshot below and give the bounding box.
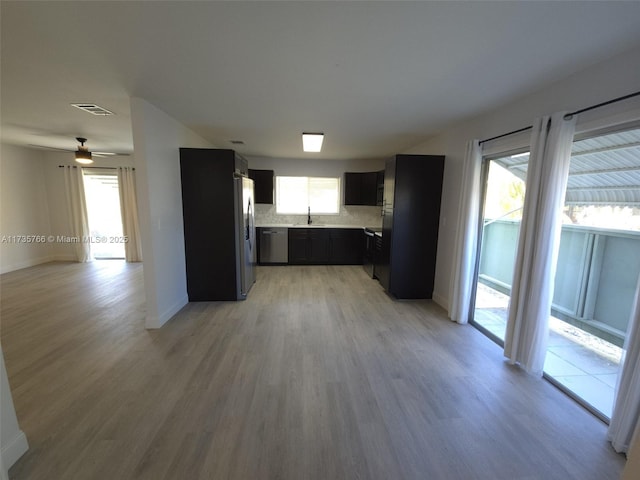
[0,256,54,274]
[0,255,79,274]
[145,294,188,329]
[432,291,449,313]
[50,254,77,262]
[1,430,28,472]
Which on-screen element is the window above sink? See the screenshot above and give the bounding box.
[276,176,340,215]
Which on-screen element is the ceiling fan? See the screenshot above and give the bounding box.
[28,137,130,164]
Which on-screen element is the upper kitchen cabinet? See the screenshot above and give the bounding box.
[248,169,274,204]
[377,154,445,299]
[344,171,383,206]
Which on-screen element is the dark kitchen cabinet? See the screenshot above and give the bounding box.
[329,229,363,264]
[376,170,384,206]
[179,148,251,301]
[308,230,330,264]
[288,229,330,264]
[373,233,383,279]
[287,230,309,264]
[248,169,274,204]
[344,171,382,206]
[378,154,445,299]
[288,228,363,265]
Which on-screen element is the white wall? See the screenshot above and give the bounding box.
[0,144,140,273]
[130,97,213,329]
[623,431,640,479]
[0,346,28,477]
[0,145,52,273]
[405,46,640,310]
[40,151,137,262]
[248,155,385,227]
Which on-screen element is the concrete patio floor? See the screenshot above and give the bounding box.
[473,283,622,418]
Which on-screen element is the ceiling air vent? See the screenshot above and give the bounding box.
[230,140,245,145]
[71,103,114,116]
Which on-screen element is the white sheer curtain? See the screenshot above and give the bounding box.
[63,166,91,262]
[117,167,143,262]
[608,273,640,453]
[448,139,482,324]
[503,112,576,375]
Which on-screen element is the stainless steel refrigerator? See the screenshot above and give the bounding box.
[235,175,256,299]
[180,148,256,301]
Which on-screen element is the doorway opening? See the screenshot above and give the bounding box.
[83,171,125,259]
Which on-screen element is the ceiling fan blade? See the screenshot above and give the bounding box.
[28,144,74,152]
[28,145,130,157]
[94,152,130,157]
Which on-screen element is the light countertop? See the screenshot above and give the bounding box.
[256,224,372,229]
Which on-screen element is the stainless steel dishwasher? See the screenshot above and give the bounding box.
[258,227,289,264]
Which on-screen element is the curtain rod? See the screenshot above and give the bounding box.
[478,126,532,146]
[58,165,134,170]
[479,90,640,145]
[563,91,640,120]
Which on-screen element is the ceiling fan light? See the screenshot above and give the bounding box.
[75,149,93,164]
[302,133,324,152]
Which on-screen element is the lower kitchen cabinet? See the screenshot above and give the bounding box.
[288,229,329,264]
[288,228,363,265]
[329,229,363,264]
[287,229,311,264]
[308,230,330,264]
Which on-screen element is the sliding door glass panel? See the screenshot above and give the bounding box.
[472,153,528,341]
[543,126,640,419]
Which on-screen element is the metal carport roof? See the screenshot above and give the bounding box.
[495,127,640,206]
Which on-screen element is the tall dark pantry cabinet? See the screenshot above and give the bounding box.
[179,148,256,301]
[377,154,445,299]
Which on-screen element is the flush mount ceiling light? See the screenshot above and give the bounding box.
[75,137,93,164]
[302,133,324,152]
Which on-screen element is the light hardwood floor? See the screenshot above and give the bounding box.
[1,261,625,479]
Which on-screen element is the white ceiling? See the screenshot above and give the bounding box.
[2,1,640,161]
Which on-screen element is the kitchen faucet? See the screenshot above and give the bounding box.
[307,206,312,225]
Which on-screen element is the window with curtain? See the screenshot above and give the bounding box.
[276,176,340,214]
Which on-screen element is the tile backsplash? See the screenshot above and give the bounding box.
[255,204,383,228]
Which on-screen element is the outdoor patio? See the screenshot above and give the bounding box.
[474,283,622,418]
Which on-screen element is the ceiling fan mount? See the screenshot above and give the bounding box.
[75,137,93,164]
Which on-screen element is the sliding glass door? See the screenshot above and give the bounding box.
[471,152,528,342]
[83,172,126,259]
[470,124,640,421]
[542,125,640,419]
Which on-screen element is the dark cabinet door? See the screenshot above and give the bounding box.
[376,170,385,206]
[308,229,330,264]
[360,172,378,206]
[378,157,396,291]
[379,154,445,299]
[329,229,363,264]
[344,172,379,206]
[344,173,363,205]
[288,229,309,264]
[248,169,274,204]
[373,234,383,279]
[180,148,238,301]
